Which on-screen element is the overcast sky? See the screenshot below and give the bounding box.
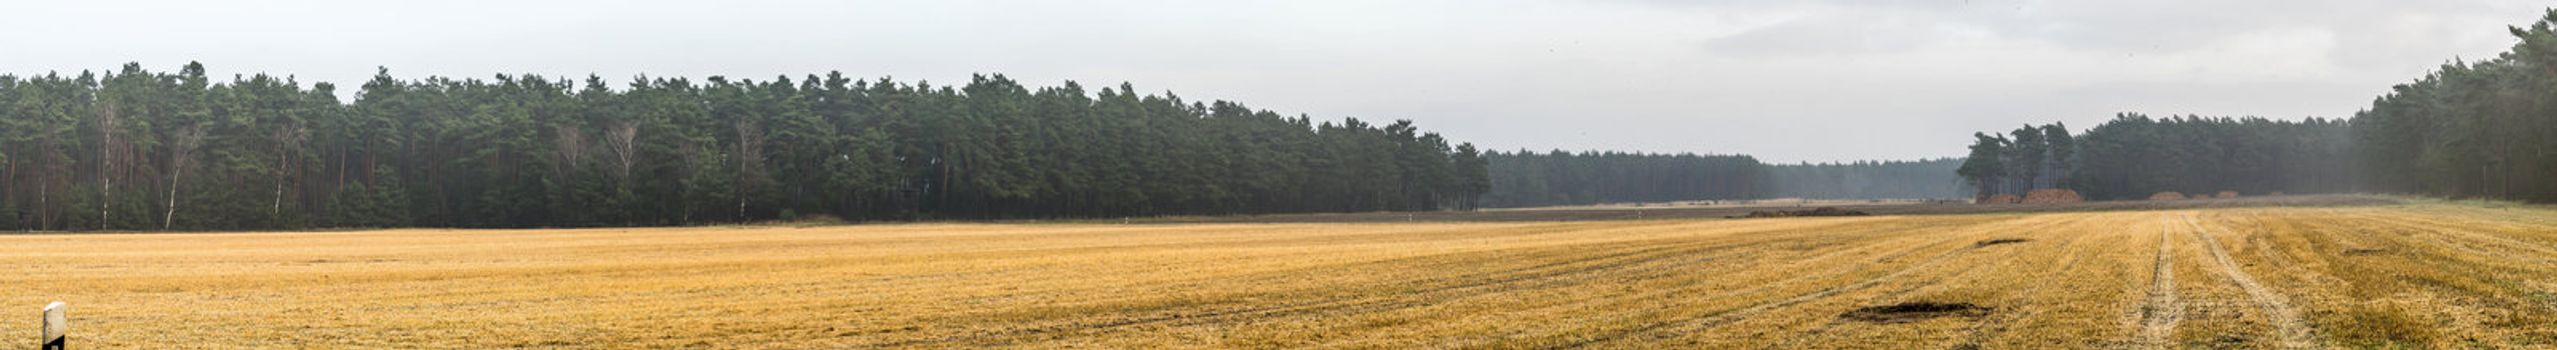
[3,0,2547,162]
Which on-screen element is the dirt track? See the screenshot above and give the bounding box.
[1138,195,2401,224]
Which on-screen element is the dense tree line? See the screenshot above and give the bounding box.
[1958,117,2355,201]
[1480,150,1769,207]
[1767,158,1967,199]
[2073,115,2358,200]
[2047,116,2352,200]
[2355,9,2557,202]
[1480,151,1961,207]
[0,63,1490,231]
[1961,10,2557,202]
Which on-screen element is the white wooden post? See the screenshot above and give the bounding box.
[41,301,65,350]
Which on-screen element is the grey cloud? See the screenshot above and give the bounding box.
[1699,7,1948,57]
[1680,1,2544,59]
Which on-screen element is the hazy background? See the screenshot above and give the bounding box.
[1,0,2543,162]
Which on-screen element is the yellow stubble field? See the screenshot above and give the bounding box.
[2,202,2554,349]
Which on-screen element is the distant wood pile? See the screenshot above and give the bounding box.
[2149,192,2187,200]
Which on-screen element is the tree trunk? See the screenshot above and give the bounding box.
[38,174,49,231]
[165,125,203,230]
[164,160,182,230]
[275,133,288,216]
[272,125,306,218]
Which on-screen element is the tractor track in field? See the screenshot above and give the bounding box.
[1945,217,2100,349]
[1502,220,2003,349]
[2131,215,2183,350]
[1546,218,2040,349]
[2355,215,2557,266]
[1757,251,2002,350]
[2182,214,2317,349]
[1216,220,1970,348]
[1761,215,2103,350]
[862,215,2158,349]
[861,230,1803,348]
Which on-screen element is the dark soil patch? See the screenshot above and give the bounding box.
[2342,248,2388,256]
[1731,207,1870,219]
[1839,302,1992,323]
[2208,334,2253,347]
[1974,238,2030,247]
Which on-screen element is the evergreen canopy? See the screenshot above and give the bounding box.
[0,64,1492,230]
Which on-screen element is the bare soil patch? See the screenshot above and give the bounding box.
[1974,238,2030,247]
[1733,207,1871,218]
[1841,302,1993,323]
[1981,194,2023,204]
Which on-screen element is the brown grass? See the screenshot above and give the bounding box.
[0,202,2549,348]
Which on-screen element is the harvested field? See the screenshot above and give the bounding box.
[3,199,2551,348]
